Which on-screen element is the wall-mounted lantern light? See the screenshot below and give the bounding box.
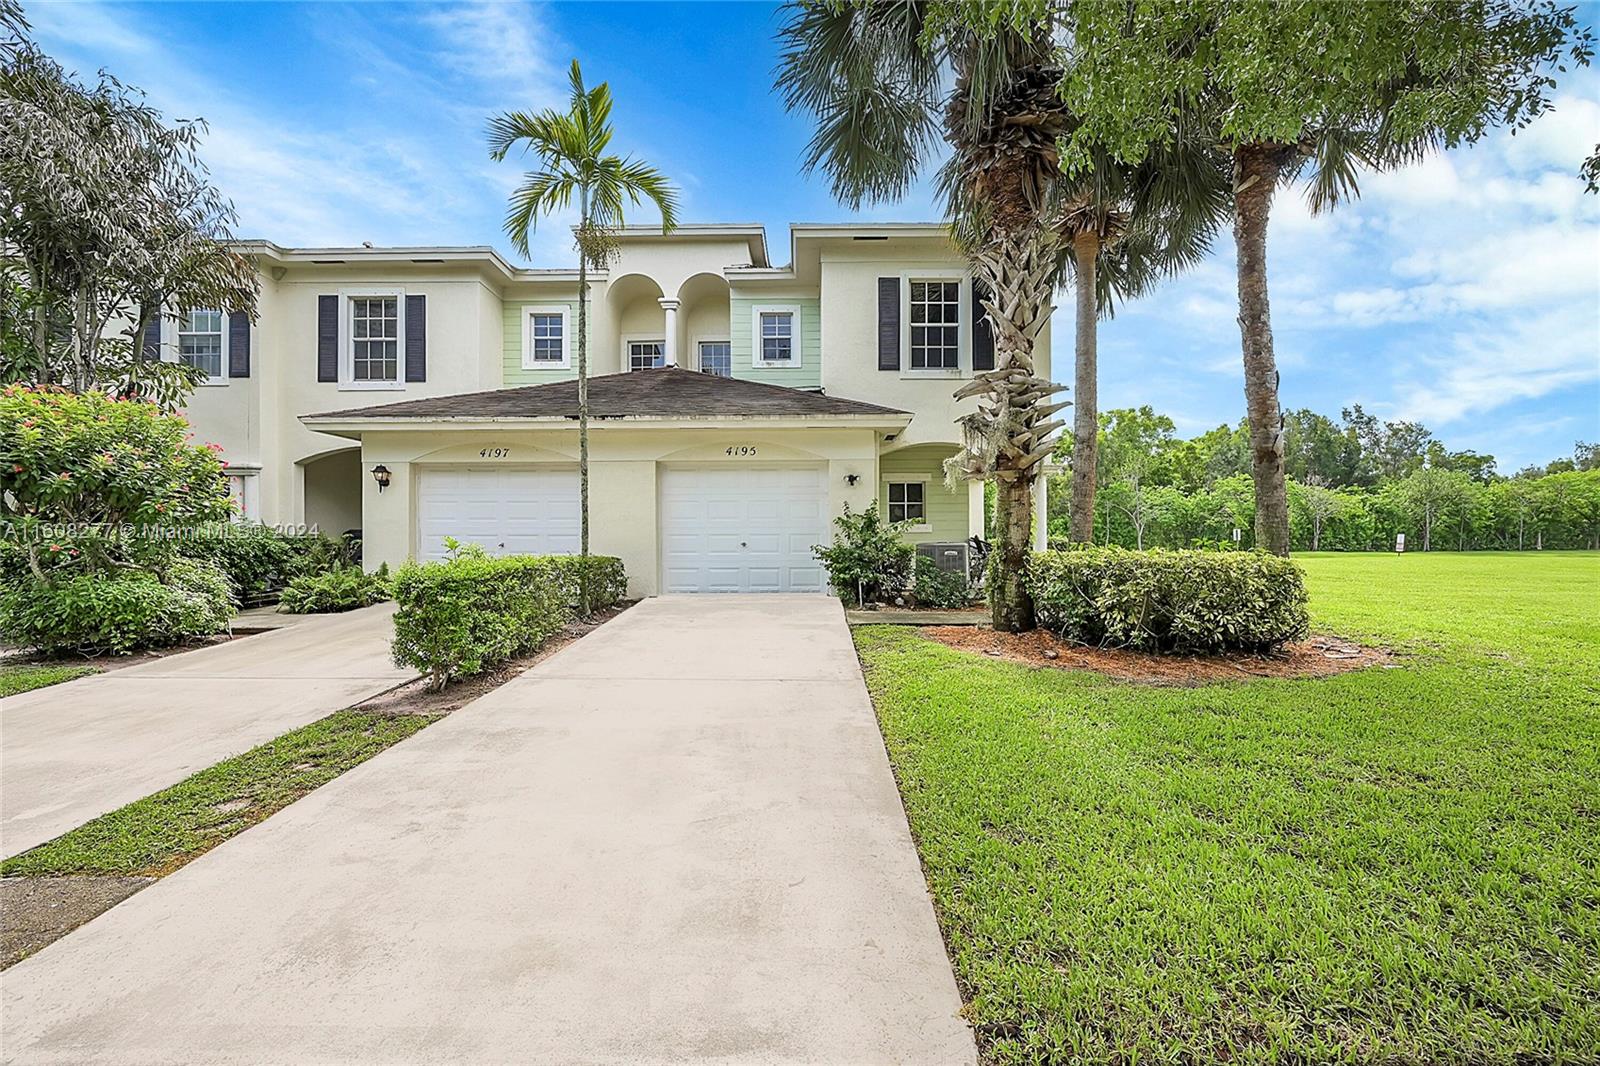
[845,473,860,487]
[372,464,392,492]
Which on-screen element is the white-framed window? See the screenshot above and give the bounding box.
[627,339,665,371]
[886,480,927,525]
[340,289,405,390]
[521,305,570,369]
[698,340,731,377]
[749,304,802,368]
[909,280,960,370]
[178,309,226,382]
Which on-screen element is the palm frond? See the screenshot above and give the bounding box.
[776,0,944,208]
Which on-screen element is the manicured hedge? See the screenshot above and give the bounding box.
[1025,547,1309,653]
[548,555,628,613]
[390,554,626,689]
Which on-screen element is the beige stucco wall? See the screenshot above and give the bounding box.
[354,425,882,598]
[815,239,1053,449]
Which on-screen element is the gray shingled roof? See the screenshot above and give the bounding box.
[305,367,909,421]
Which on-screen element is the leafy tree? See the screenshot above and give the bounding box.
[1063,0,1593,556]
[1282,408,1359,486]
[777,2,1073,631]
[1289,478,1346,552]
[1095,406,1177,549]
[0,11,256,407]
[488,60,680,591]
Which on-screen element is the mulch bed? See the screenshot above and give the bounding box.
[924,625,1394,684]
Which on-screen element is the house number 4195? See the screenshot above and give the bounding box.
[725,446,758,457]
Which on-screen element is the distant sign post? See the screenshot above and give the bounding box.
[1232,527,1242,548]
[1395,533,1406,554]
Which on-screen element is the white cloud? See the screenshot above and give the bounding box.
[1391,301,1600,426]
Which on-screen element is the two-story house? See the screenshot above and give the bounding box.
[163,222,1051,597]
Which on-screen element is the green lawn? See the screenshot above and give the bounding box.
[0,663,97,697]
[856,551,1600,1063]
[1,711,438,877]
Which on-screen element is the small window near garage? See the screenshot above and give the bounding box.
[887,481,925,524]
[628,339,665,371]
[522,306,569,368]
[909,280,960,370]
[699,340,731,377]
[178,309,225,381]
[350,296,400,383]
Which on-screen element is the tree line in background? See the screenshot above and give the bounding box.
[1050,405,1600,552]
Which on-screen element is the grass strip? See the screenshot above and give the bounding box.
[2,711,439,878]
[0,664,97,697]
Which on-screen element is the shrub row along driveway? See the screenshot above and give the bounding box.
[0,596,974,1063]
[1,603,412,858]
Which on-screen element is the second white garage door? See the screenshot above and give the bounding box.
[415,466,579,562]
[659,465,828,593]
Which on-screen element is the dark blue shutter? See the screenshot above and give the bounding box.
[141,315,161,361]
[877,277,900,371]
[317,296,338,382]
[228,311,250,377]
[972,283,995,372]
[404,294,426,382]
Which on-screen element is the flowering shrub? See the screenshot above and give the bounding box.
[0,386,237,651]
[0,385,231,575]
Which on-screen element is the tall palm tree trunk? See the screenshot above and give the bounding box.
[1232,143,1291,557]
[964,232,1065,632]
[1068,229,1099,543]
[576,192,592,612]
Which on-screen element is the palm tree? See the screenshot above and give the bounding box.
[488,60,679,594]
[778,2,1071,631]
[1060,133,1230,543]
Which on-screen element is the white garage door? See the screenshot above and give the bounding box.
[660,466,828,593]
[415,466,579,562]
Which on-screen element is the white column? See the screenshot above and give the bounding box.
[1032,472,1048,551]
[658,297,680,367]
[968,479,986,541]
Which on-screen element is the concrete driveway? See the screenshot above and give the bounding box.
[0,596,976,1065]
[2,603,412,858]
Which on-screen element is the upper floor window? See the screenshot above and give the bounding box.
[628,339,665,371]
[750,305,802,368]
[909,280,959,370]
[522,306,570,369]
[178,309,225,381]
[350,296,399,383]
[699,340,731,378]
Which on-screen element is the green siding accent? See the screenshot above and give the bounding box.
[730,298,821,389]
[503,301,580,385]
[880,446,968,545]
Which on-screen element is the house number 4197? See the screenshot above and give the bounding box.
[725,446,758,457]
[478,447,511,459]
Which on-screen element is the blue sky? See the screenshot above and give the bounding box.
[25,0,1600,471]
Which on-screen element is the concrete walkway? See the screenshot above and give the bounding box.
[0,596,976,1065]
[1,603,412,858]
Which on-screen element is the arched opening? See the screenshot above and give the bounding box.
[675,272,732,376]
[605,272,667,372]
[299,448,362,541]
